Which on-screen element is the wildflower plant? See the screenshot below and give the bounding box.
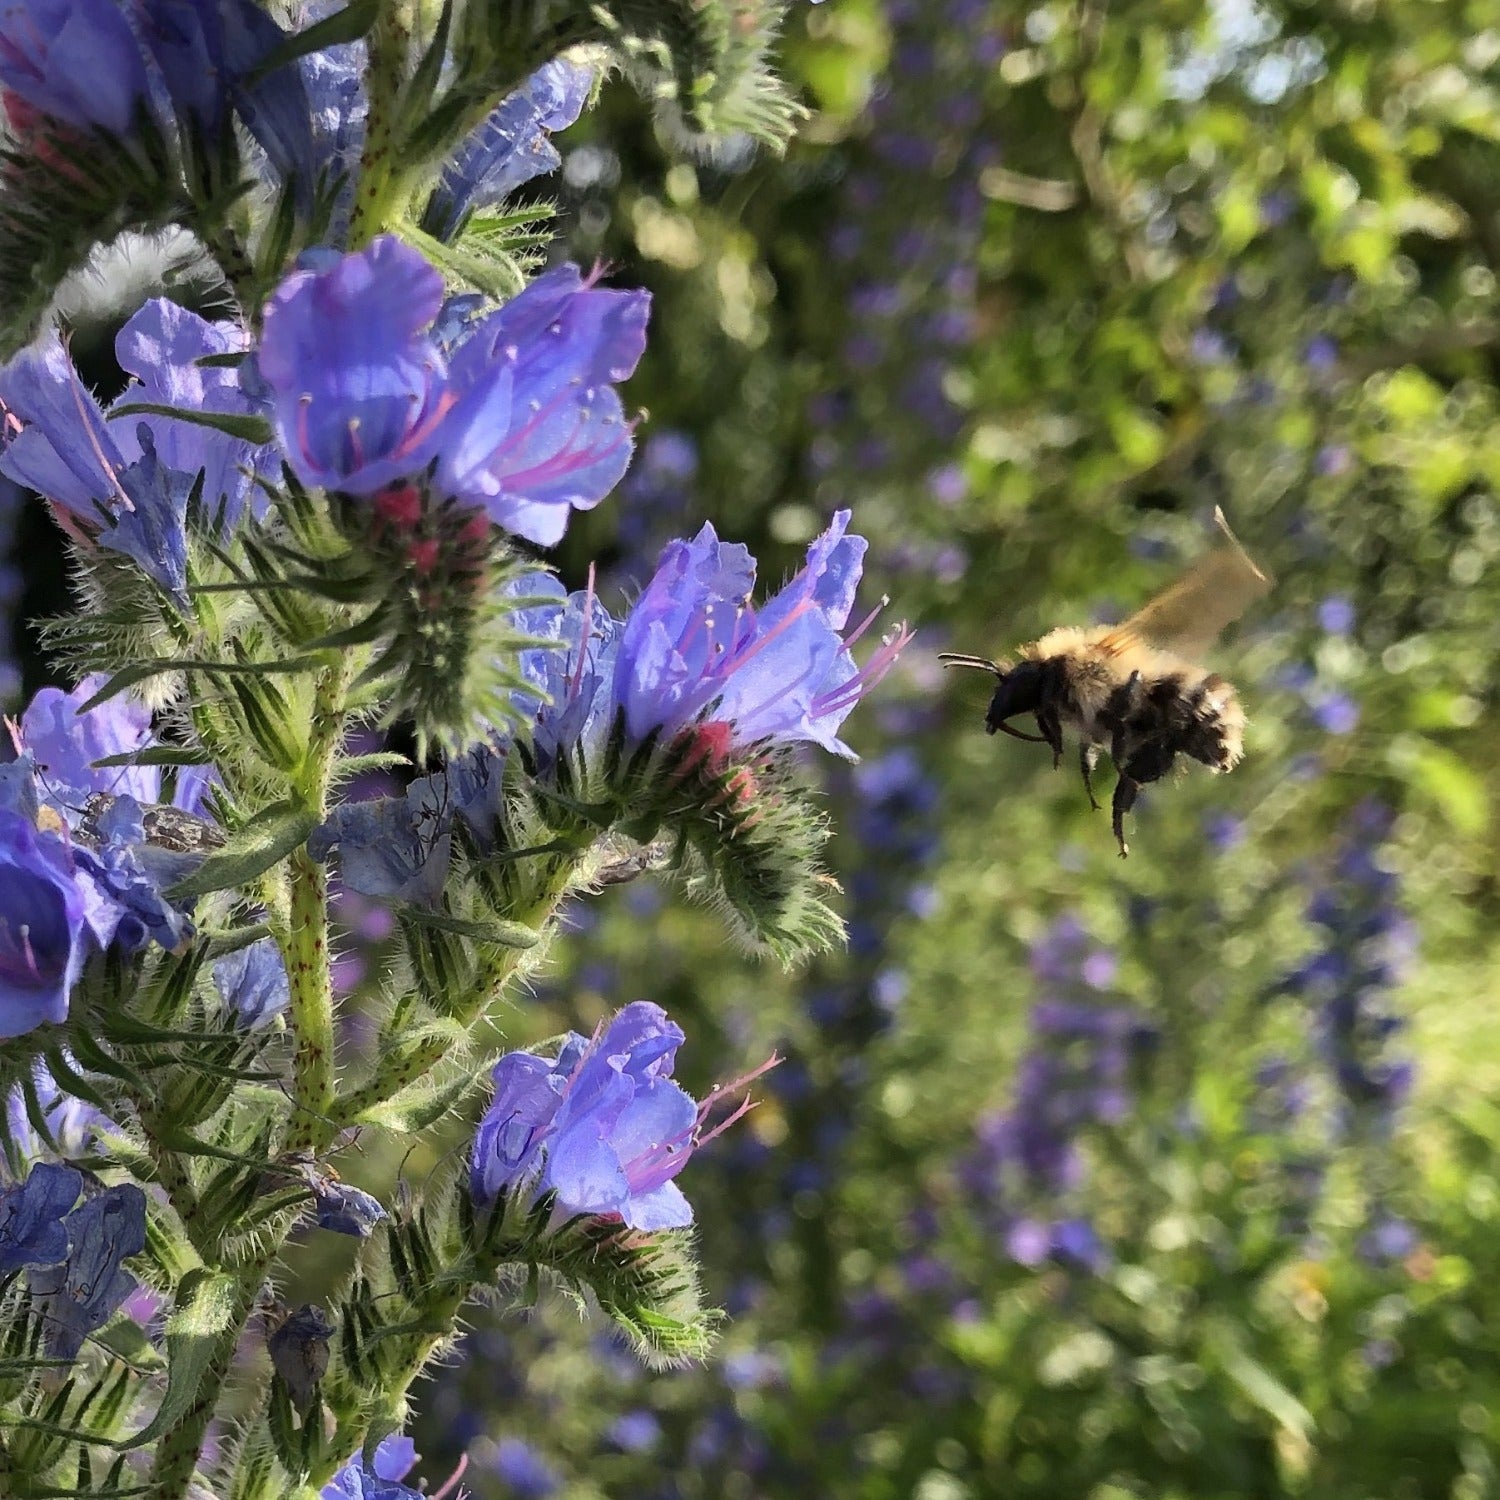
[0,3,908,1496]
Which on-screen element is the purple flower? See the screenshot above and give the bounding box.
[471,1001,762,1231]
[4,1061,107,1161]
[16,677,158,810]
[490,1438,560,1499]
[0,809,89,1037]
[0,1160,80,1270]
[426,57,595,239]
[212,938,289,1028]
[611,510,910,759]
[1359,1213,1418,1265]
[135,0,315,189]
[322,1434,421,1499]
[307,1173,387,1238]
[436,263,649,544]
[258,237,454,497]
[308,775,453,907]
[28,1182,147,1360]
[504,573,619,773]
[258,239,649,547]
[1318,595,1356,635]
[0,301,268,596]
[1311,691,1359,735]
[607,1409,662,1453]
[0,0,149,137]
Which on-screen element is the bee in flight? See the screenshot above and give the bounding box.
[940,509,1272,857]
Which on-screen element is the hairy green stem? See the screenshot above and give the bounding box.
[331,857,582,1126]
[282,653,356,1155]
[346,0,417,248]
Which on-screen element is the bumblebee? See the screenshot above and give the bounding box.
[941,509,1272,856]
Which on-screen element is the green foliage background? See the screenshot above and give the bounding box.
[403,0,1500,1495]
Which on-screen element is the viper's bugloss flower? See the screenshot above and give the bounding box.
[508,572,619,771]
[612,510,910,758]
[471,1001,769,1232]
[426,57,594,239]
[7,681,206,954]
[489,1438,560,1498]
[0,1160,81,1271]
[15,676,158,810]
[323,1432,423,1499]
[4,1061,107,1163]
[0,301,269,596]
[306,1172,386,1238]
[28,1181,147,1360]
[432,261,649,544]
[259,238,648,546]
[212,937,289,1028]
[0,0,150,137]
[309,775,453,907]
[0,808,89,1037]
[258,237,453,497]
[142,0,314,185]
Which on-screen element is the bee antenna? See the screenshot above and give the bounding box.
[937,652,1008,678]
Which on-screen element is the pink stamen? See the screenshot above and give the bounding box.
[64,348,132,514]
[430,1453,470,1500]
[841,595,890,651]
[813,623,913,718]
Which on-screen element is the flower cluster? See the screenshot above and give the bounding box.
[313,510,909,904]
[0,1161,146,1359]
[963,916,1158,1273]
[257,238,650,547]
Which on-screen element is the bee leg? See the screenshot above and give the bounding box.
[1035,705,1064,769]
[1079,743,1101,811]
[1111,774,1139,858]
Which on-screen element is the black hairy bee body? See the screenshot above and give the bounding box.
[942,511,1270,857]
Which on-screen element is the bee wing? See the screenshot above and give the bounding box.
[1098,509,1272,663]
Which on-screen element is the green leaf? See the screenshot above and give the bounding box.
[90,747,212,769]
[107,402,274,447]
[243,0,380,85]
[400,907,540,948]
[353,1054,496,1132]
[116,1269,241,1448]
[166,801,319,899]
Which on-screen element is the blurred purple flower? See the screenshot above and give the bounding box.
[1311,691,1359,735]
[1359,1213,1418,1265]
[1318,595,1355,635]
[490,1438,560,1498]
